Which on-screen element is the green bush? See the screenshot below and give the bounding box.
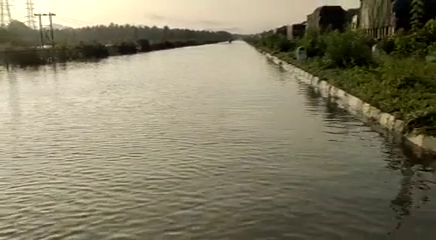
[256,34,296,52]
[391,20,436,57]
[393,31,428,57]
[377,37,396,54]
[75,42,109,59]
[322,31,373,68]
[378,57,434,90]
[54,45,76,62]
[421,19,436,43]
[299,30,327,58]
[113,41,138,55]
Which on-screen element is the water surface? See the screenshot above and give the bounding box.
[1,42,435,239]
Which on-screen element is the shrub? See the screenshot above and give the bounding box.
[113,41,138,55]
[378,57,434,90]
[55,45,75,62]
[377,37,396,54]
[322,30,373,68]
[299,30,327,57]
[420,19,436,43]
[76,42,109,59]
[393,31,428,57]
[137,39,151,52]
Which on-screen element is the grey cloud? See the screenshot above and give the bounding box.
[144,13,230,28]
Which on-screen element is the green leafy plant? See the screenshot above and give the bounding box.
[411,0,425,30]
[322,30,373,68]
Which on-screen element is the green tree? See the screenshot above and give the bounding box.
[411,0,425,30]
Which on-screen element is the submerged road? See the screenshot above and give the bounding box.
[1,41,435,239]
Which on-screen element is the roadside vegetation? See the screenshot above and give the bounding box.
[246,20,436,136]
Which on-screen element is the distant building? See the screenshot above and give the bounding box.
[274,23,306,40]
[306,6,346,32]
[286,23,306,40]
[274,25,288,36]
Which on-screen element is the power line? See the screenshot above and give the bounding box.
[56,16,89,27]
[57,16,96,26]
[0,0,13,26]
[25,0,36,29]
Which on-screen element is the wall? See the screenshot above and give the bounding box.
[359,0,395,29]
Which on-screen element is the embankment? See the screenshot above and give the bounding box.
[259,49,436,156]
[0,40,222,67]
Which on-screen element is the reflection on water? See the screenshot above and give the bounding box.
[5,71,21,123]
[389,147,435,232]
[297,78,436,236]
[1,42,435,239]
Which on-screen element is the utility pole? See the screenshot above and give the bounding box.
[25,0,36,29]
[48,12,56,46]
[34,13,56,47]
[35,13,44,46]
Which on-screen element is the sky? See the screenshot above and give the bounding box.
[11,0,359,33]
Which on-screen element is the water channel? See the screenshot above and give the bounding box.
[1,41,435,239]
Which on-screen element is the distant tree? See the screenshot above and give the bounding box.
[1,22,233,47]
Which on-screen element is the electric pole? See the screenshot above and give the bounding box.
[48,12,56,46]
[0,0,12,27]
[34,12,56,47]
[35,13,44,46]
[25,0,36,29]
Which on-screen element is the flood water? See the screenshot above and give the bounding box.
[1,41,435,240]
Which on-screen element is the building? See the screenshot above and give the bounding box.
[274,25,288,36]
[286,23,306,40]
[359,0,436,38]
[359,0,397,38]
[306,6,346,32]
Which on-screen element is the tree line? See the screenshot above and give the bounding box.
[0,21,233,48]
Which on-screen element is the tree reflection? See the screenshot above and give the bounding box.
[323,95,353,124]
[388,144,435,231]
[301,84,321,108]
[6,70,21,122]
[297,77,436,232]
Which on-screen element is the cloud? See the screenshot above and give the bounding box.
[205,27,244,33]
[197,20,225,27]
[144,13,231,29]
[146,13,169,21]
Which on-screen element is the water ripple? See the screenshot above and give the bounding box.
[1,42,435,239]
